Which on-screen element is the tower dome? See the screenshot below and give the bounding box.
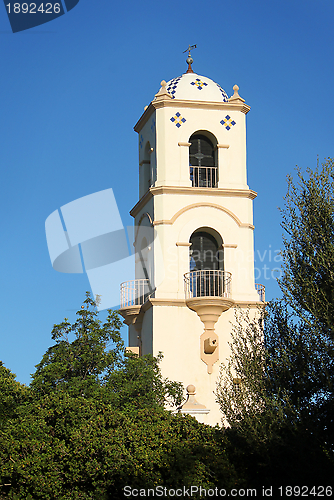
[164,72,229,102]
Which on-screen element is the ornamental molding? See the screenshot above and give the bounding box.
[152,202,254,229]
[134,99,250,132]
[131,186,257,218]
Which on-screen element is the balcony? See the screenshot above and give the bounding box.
[119,279,153,327]
[255,283,265,302]
[184,270,234,332]
[120,279,153,308]
[184,269,234,374]
[184,269,231,299]
[190,166,218,188]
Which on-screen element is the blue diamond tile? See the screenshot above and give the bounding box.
[170,112,186,127]
[220,115,236,130]
[190,78,208,90]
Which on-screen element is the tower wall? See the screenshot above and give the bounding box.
[121,73,263,426]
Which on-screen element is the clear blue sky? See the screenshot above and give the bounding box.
[1,0,333,385]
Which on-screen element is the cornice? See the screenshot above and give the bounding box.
[130,186,257,218]
[134,103,155,133]
[129,298,265,314]
[134,98,251,132]
[130,190,152,217]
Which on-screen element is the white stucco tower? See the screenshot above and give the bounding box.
[119,56,264,426]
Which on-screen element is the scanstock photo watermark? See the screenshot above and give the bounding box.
[123,485,333,497]
[2,0,80,33]
[45,188,282,310]
[45,188,164,311]
[254,245,283,282]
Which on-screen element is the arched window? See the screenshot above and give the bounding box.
[134,235,153,304]
[189,133,218,188]
[143,142,152,190]
[190,231,220,271]
[188,229,225,297]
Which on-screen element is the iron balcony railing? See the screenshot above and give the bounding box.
[120,279,153,308]
[184,270,232,299]
[190,166,218,188]
[255,283,265,302]
[121,277,264,307]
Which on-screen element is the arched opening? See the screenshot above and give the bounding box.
[189,229,223,271]
[133,234,153,304]
[189,132,218,188]
[188,228,228,297]
[138,230,154,286]
[140,237,149,278]
[140,142,151,197]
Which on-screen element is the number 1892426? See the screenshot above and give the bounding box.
[278,486,332,496]
[6,3,61,13]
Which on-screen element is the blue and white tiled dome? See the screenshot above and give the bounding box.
[165,72,229,102]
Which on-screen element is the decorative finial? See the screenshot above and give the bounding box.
[229,84,245,103]
[186,384,196,395]
[233,85,240,97]
[177,384,208,412]
[183,44,197,73]
[154,80,172,101]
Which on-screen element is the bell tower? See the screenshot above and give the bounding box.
[119,53,264,426]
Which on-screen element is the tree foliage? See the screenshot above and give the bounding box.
[30,293,183,410]
[280,159,334,336]
[216,308,288,440]
[0,293,239,498]
[30,293,124,399]
[216,307,333,487]
[216,159,334,486]
[0,363,29,427]
[274,159,334,444]
[0,398,238,499]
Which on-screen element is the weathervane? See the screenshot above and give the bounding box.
[183,44,197,73]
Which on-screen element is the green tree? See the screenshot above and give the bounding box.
[30,292,183,410]
[0,293,240,499]
[0,363,29,427]
[215,308,287,440]
[30,292,124,399]
[215,307,332,487]
[280,159,334,336]
[0,397,239,499]
[270,159,334,447]
[216,159,334,486]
